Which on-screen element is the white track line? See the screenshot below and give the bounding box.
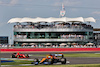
[1,61,70,67]
[1,64,34,67]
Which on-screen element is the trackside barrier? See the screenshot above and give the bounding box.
[1,48,100,52]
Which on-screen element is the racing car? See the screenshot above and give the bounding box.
[31,53,66,65]
[12,52,29,58]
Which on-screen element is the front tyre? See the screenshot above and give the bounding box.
[34,58,39,65]
[48,59,54,64]
[26,54,29,58]
[60,58,66,64]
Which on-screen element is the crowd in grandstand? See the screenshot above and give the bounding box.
[14,35,27,39]
[60,34,85,39]
[14,34,86,39]
[0,42,99,48]
[1,44,100,48]
[14,23,93,29]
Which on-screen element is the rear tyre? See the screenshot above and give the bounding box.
[31,62,34,64]
[12,55,15,58]
[60,58,66,64]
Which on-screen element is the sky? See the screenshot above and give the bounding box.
[0,0,100,44]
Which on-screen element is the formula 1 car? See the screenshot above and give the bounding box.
[12,52,29,58]
[31,53,66,65]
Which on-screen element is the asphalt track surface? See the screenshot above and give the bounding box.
[1,51,100,64]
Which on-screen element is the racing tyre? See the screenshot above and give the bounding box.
[26,54,29,58]
[60,58,66,64]
[34,58,39,65]
[12,55,15,58]
[34,58,39,62]
[48,59,54,64]
[31,62,34,64]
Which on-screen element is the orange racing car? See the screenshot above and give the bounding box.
[31,53,66,65]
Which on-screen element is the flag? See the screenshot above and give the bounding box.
[60,3,65,17]
[62,4,65,10]
[60,10,66,17]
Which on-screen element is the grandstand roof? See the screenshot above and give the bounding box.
[93,28,100,31]
[8,17,96,23]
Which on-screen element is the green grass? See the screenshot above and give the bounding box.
[31,53,100,57]
[1,60,33,65]
[63,53,100,57]
[3,64,100,67]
